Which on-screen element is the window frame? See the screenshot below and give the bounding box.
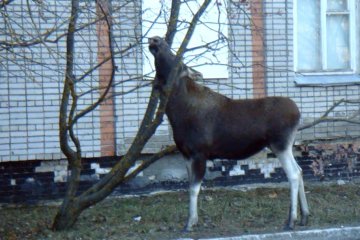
[293,0,359,86]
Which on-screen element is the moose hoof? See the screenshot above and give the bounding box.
[183,217,198,232]
[183,224,195,233]
[283,221,296,231]
[300,214,309,226]
[283,225,294,231]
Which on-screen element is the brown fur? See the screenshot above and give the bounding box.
[166,75,300,160]
[149,36,308,231]
[148,35,300,161]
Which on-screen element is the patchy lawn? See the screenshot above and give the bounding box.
[1,182,360,240]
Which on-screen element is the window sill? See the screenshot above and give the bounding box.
[294,74,360,87]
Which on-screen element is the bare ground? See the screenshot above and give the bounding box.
[1,181,360,240]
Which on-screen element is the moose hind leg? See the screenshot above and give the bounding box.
[185,157,206,232]
[287,154,310,226]
[276,147,301,230]
[298,164,310,226]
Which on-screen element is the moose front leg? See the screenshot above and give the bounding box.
[184,158,206,232]
[185,181,201,231]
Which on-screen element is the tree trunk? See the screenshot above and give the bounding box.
[52,199,81,231]
[53,0,82,231]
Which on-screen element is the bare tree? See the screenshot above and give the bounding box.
[0,0,216,230]
[52,0,213,230]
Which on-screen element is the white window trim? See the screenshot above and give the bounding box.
[349,0,357,71]
[294,74,360,86]
[321,0,328,71]
[293,0,359,86]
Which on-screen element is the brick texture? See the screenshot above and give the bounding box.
[97,0,116,157]
[250,0,267,98]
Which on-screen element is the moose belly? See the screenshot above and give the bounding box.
[208,137,268,160]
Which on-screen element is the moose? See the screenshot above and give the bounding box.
[148,36,310,231]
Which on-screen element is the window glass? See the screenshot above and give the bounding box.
[326,15,350,70]
[296,0,321,71]
[295,0,355,73]
[327,0,347,11]
[142,1,228,79]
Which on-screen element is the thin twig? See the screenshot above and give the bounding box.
[70,0,116,127]
[298,98,360,131]
[123,145,178,182]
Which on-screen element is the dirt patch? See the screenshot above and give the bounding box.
[1,182,360,240]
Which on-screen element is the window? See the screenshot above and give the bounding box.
[142,0,228,79]
[294,0,358,76]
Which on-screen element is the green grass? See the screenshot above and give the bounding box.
[1,183,360,240]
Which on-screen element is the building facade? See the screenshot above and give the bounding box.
[0,0,359,203]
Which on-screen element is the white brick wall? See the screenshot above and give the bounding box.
[1,0,359,162]
[228,1,254,99]
[0,1,102,161]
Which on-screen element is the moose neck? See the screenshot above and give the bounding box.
[164,75,197,126]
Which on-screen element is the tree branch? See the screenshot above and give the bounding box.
[0,4,128,50]
[123,145,178,182]
[0,0,14,9]
[75,43,137,83]
[165,0,181,46]
[298,98,360,131]
[70,0,116,128]
[59,0,79,165]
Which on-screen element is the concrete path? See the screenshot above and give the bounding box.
[178,226,360,240]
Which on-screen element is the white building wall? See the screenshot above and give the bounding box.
[0,1,68,161]
[0,1,102,161]
[228,1,254,100]
[1,0,359,162]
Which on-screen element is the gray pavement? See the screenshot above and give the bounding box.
[177,226,360,240]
